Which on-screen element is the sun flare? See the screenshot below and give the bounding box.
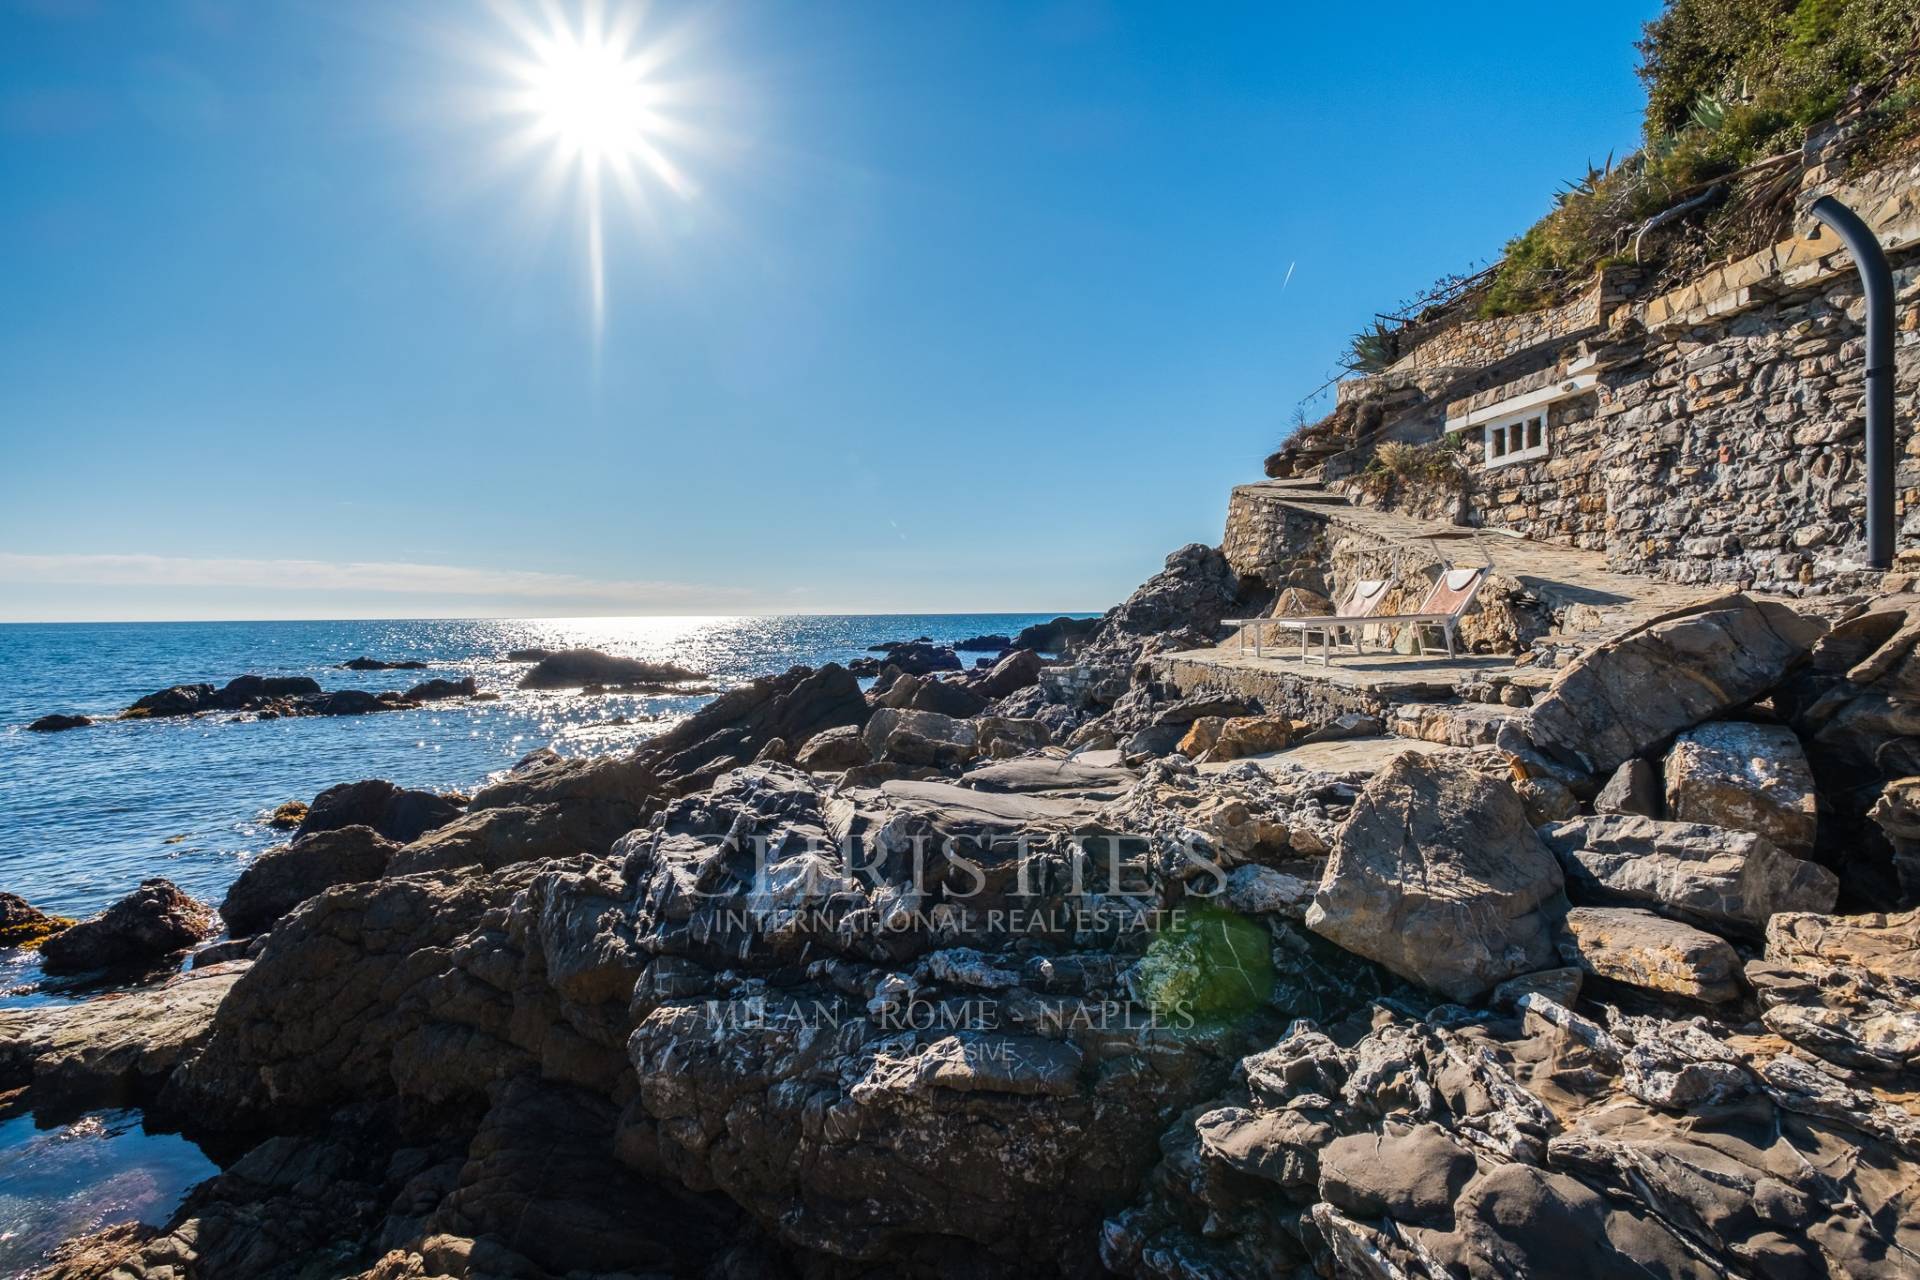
[523,31,653,165]
[477,2,705,345]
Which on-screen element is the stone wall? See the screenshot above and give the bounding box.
[1456,392,1608,552]
[1221,487,1330,592]
[1598,268,1920,591]
[1306,153,1920,595]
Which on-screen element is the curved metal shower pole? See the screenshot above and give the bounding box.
[1807,195,1895,569]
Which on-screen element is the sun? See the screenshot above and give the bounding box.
[475,2,704,345]
[523,29,654,167]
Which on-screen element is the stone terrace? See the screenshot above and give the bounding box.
[1156,479,1724,723]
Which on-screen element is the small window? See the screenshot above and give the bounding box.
[1483,409,1549,468]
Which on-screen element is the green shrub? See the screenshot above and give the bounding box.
[1477,0,1919,317]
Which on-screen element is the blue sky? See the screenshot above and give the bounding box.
[0,0,1662,621]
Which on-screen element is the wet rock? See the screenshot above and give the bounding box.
[954,633,1012,652]
[219,825,399,937]
[298,779,464,844]
[516,648,705,690]
[27,713,91,732]
[400,675,477,701]
[0,961,247,1106]
[1306,753,1566,1002]
[1662,721,1818,856]
[1541,814,1837,933]
[1594,757,1661,817]
[504,646,553,661]
[1526,595,1822,775]
[38,878,217,975]
[338,656,428,670]
[1559,906,1741,1003]
[124,675,324,719]
[850,640,962,676]
[265,800,308,829]
[0,892,72,948]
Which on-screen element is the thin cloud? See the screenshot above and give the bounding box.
[0,552,748,610]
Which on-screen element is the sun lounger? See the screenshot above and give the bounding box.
[1367,566,1489,658]
[1224,577,1394,664]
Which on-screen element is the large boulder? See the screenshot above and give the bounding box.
[1559,906,1741,1003]
[297,778,464,844]
[974,647,1042,699]
[877,672,990,718]
[38,879,218,974]
[1010,615,1100,654]
[863,706,978,768]
[1526,596,1822,775]
[517,648,704,690]
[1745,907,1920,1074]
[1540,815,1837,934]
[792,724,871,772]
[1662,722,1817,856]
[1305,753,1566,1002]
[219,825,399,937]
[166,855,628,1128]
[402,675,477,701]
[638,663,868,784]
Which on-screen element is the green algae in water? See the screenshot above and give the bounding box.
[1131,903,1275,1025]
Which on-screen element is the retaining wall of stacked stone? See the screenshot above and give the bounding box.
[1298,153,1920,595]
[1595,263,1920,592]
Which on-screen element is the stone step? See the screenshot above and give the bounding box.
[1387,701,1533,750]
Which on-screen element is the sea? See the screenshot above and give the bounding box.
[0,612,1084,1273]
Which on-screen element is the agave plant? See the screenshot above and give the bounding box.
[1689,93,1729,134]
[1553,152,1616,208]
[1344,319,1399,374]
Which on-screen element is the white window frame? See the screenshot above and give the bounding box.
[1483,407,1549,468]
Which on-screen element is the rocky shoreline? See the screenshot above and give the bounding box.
[5,551,1920,1278]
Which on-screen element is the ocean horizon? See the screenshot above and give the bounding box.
[0,613,1090,931]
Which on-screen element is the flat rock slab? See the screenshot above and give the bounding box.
[1560,907,1741,1003]
[1541,814,1837,933]
[1764,907,1920,982]
[1204,736,1455,777]
[959,758,1138,797]
[876,779,1110,828]
[0,961,249,1104]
